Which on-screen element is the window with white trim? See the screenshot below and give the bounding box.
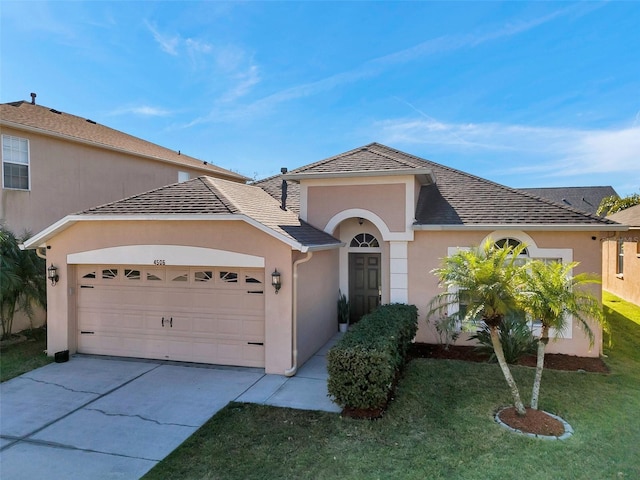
[178,171,190,183]
[350,233,380,248]
[617,240,624,276]
[2,135,30,190]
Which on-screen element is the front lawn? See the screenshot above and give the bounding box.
[144,293,640,480]
[0,327,52,382]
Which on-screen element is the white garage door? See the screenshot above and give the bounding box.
[77,265,265,367]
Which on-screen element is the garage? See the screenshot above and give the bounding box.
[76,264,265,367]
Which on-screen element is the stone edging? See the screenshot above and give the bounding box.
[494,407,574,440]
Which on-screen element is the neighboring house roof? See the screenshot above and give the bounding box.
[607,204,640,228]
[0,100,247,182]
[271,142,621,229]
[24,177,341,251]
[518,186,618,216]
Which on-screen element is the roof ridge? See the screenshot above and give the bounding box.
[289,143,379,173]
[199,177,240,214]
[365,143,430,168]
[0,101,247,181]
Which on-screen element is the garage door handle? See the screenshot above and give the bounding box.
[247,342,264,346]
[161,317,165,327]
[170,317,173,328]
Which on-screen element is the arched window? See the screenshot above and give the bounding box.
[494,237,529,256]
[350,233,380,248]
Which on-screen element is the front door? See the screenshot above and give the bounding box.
[348,253,381,323]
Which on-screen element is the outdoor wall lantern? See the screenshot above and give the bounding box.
[48,264,59,286]
[271,269,281,294]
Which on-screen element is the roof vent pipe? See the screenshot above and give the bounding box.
[280,167,288,211]
[30,92,36,105]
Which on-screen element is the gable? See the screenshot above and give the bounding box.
[258,143,622,231]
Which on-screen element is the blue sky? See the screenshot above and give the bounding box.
[2,1,638,195]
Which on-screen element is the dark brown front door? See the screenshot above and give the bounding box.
[349,253,381,323]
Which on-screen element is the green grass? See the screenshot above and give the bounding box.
[145,294,640,480]
[0,328,52,382]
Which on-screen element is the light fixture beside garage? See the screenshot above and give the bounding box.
[47,264,59,286]
[271,269,281,294]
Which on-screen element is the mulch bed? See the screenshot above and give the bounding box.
[498,407,565,437]
[409,343,610,373]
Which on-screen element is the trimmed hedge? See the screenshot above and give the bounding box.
[327,303,418,411]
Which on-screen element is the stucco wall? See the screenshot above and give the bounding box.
[295,249,339,366]
[1,126,231,235]
[306,183,406,232]
[408,229,605,357]
[602,236,640,306]
[44,219,295,374]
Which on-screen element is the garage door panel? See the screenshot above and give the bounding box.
[77,265,265,367]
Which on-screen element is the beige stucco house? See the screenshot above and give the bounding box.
[603,204,640,306]
[23,143,625,374]
[2,96,244,332]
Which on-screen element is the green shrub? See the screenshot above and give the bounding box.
[470,313,538,364]
[327,304,418,410]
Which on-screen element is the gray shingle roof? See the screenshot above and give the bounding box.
[0,100,247,182]
[80,177,340,248]
[290,144,425,173]
[519,186,618,216]
[260,143,618,227]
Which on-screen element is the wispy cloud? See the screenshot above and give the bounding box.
[219,65,261,103]
[187,4,589,126]
[375,114,640,180]
[109,105,171,117]
[145,21,180,55]
[144,21,260,103]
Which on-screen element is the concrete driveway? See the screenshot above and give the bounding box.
[0,336,341,480]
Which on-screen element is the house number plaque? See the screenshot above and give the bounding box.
[153,259,166,265]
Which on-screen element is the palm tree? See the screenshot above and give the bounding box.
[518,260,605,410]
[0,226,47,340]
[428,240,528,416]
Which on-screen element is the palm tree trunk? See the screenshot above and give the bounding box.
[531,326,549,410]
[490,325,526,416]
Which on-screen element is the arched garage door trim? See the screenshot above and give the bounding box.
[67,245,265,267]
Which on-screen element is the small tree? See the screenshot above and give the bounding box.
[428,240,528,416]
[0,227,47,340]
[597,192,640,216]
[518,260,605,410]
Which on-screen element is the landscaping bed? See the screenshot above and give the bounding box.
[409,343,609,373]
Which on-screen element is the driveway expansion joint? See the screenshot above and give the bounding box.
[84,407,199,428]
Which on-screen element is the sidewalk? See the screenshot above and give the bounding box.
[238,332,342,412]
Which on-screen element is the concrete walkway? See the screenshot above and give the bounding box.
[0,334,341,480]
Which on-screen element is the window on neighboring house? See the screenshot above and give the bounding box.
[178,171,190,183]
[2,135,30,190]
[617,240,624,276]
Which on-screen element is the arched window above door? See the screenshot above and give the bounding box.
[350,233,380,248]
[494,237,529,256]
